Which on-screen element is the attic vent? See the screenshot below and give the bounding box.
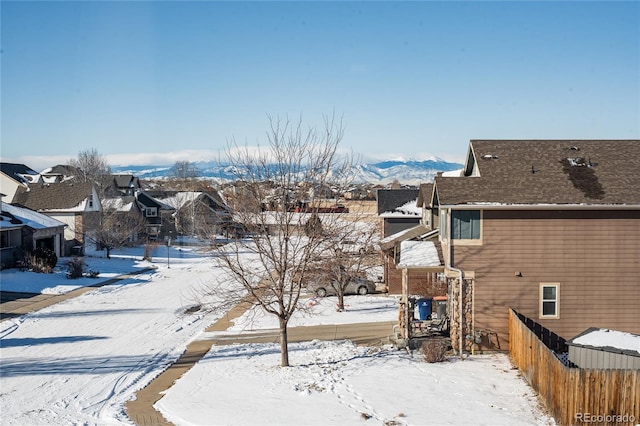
[569,146,580,151]
[482,154,499,160]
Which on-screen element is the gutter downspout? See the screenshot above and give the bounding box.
[448,240,464,360]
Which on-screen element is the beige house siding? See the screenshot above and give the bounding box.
[451,209,640,351]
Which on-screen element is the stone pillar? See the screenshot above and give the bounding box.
[449,278,473,353]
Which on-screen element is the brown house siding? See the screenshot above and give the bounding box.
[451,209,640,351]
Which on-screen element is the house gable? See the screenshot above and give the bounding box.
[12,181,101,212]
[110,175,142,196]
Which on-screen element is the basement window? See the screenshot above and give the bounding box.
[540,283,560,319]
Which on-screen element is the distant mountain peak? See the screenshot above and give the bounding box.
[112,158,463,186]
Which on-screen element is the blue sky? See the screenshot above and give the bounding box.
[2,1,639,169]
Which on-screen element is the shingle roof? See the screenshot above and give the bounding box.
[416,183,434,207]
[12,181,95,211]
[376,189,419,214]
[113,175,140,188]
[436,140,640,206]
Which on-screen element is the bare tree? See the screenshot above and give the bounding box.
[68,149,148,254]
[90,199,147,258]
[204,114,361,367]
[316,220,379,312]
[170,160,200,181]
[68,148,112,194]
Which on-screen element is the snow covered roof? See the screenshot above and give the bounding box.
[0,162,40,185]
[1,202,66,230]
[379,224,435,251]
[379,198,421,218]
[376,189,419,215]
[396,240,443,269]
[102,197,137,212]
[568,328,640,357]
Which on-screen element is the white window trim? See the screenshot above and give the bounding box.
[450,209,483,245]
[146,207,158,217]
[539,283,560,319]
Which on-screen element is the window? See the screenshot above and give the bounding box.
[540,283,559,319]
[451,210,480,240]
[146,207,158,217]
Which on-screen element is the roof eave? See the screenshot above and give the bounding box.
[438,203,640,210]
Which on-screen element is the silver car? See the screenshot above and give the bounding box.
[308,277,376,297]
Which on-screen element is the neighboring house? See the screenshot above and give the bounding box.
[40,164,82,183]
[343,186,371,200]
[108,174,142,196]
[0,201,66,268]
[377,188,421,238]
[146,190,233,238]
[101,195,145,244]
[0,163,42,202]
[422,140,640,354]
[11,181,102,255]
[135,192,174,241]
[376,188,446,297]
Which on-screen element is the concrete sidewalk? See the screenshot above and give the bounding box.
[125,306,396,426]
[0,268,155,321]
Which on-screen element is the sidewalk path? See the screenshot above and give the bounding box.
[125,304,395,426]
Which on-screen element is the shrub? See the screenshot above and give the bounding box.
[66,257,85,279]
[420,339,449,363]
[30,248,58,273]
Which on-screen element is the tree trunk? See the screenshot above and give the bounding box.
[337,291,345,312]
[279,317,289,367]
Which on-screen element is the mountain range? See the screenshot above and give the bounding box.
[112,158,463,186]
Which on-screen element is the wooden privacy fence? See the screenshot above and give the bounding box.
[509,309,639,426]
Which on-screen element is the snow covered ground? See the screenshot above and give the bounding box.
[0,243,553,425]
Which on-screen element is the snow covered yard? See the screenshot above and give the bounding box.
[156,340,553,426]
[0,244,553,425]
[158,294,553,426]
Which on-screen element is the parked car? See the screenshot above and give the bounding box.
[308,277,376,297]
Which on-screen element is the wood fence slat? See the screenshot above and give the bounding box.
[508,309,639,426]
